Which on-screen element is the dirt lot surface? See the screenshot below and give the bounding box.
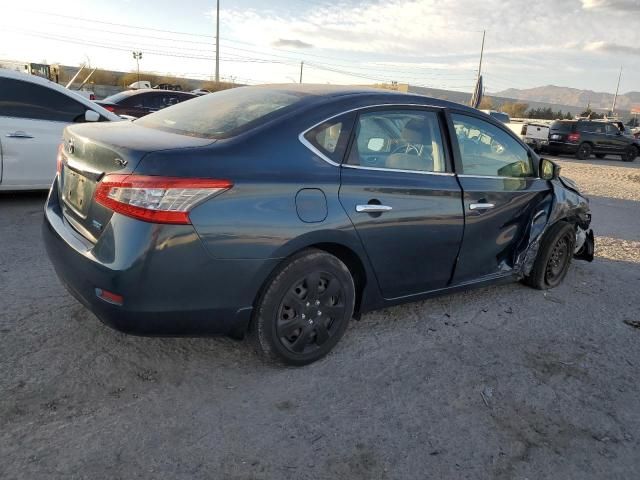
[1,155,639,479]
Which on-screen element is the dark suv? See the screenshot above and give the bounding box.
[548,120,638,161]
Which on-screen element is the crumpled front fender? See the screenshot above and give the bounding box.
[515,177,594,276]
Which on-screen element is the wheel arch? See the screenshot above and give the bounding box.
[249,237,374,334]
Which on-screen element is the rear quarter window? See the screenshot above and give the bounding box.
[550,121,575,133]
[135,87,307,139]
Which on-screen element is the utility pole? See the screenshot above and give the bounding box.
[215,0,220,83]
[611,65,622,115]
[299,61,304,83]
[132,51,142,84]
[476,30,485,83]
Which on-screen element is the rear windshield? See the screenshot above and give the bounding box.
[135,87,307,139]
[550,121,576,132]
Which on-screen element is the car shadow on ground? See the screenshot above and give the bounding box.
[3,255,640,479]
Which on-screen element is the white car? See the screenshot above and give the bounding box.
[0,69,120,191]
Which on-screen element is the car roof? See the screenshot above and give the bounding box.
[244,84,478,113]
[0,68,121,121]
[122,88,195,95]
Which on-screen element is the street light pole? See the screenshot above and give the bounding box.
[299,61,303,84]
[132,51,142,84]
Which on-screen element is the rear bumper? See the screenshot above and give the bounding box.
[42,181,278,337]
[548,141,578,154]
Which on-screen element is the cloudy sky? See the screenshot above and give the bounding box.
[1,0,639,94]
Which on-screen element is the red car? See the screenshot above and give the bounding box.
[96,89,196,118]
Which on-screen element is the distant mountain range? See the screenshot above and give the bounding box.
[493,85,640,112]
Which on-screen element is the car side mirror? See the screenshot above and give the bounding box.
[540,158,560,180]
[84,110,100,122]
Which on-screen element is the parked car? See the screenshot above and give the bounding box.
[191,88,211,96]
[0,68,120,191]
[128,81,152,89]
[548,119,638,161]
[154,83,182,91]
[506,120,550,153]
[44,86,594,365]
[74,89,96,101]
[95,89,196,118]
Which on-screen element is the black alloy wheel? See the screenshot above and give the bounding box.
[622,146,638,163]
[276,271,347,355]
[576,143,592,160]
[250,249,355,366]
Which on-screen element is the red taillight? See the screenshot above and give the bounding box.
[56,142,65,174]
[90,94,96,100]
[94,174,232,225]
[567,132,581,142]
[104,105,115,112]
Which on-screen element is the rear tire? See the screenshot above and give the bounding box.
[524,221,576,290]
[622,146,638,162]
[249,249,355,366]
[576,143,592,160]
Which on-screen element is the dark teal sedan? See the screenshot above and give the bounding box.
[43,85,594,365]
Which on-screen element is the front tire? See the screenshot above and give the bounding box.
[576,143,592,160]
[524,221,576,290]
[249,249,355,366]
[622,146,638,162]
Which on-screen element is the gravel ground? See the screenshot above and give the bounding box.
[1,154,639,479]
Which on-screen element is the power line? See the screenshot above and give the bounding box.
[21,8,486,73]
[4,26,478,91]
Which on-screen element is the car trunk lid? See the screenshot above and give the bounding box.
[59,121,215,242]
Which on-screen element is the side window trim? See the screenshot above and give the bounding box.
[299,103,451,170]
[342,105,453,174]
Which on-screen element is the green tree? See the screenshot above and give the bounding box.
[478,96,494,110]
[502,102,529,118]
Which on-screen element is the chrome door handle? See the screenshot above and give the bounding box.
[6,131,33,138]
[356,204,393,213]
[469,203,495,210]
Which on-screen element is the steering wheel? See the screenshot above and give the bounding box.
[490,139,505,154]
[391,143,420,155]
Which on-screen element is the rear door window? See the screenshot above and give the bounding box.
[0,77,87,122]
[346,109,447,173]
[606,123,619,135]
[550,121,575,133]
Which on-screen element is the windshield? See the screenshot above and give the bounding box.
[135,86,307,139]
